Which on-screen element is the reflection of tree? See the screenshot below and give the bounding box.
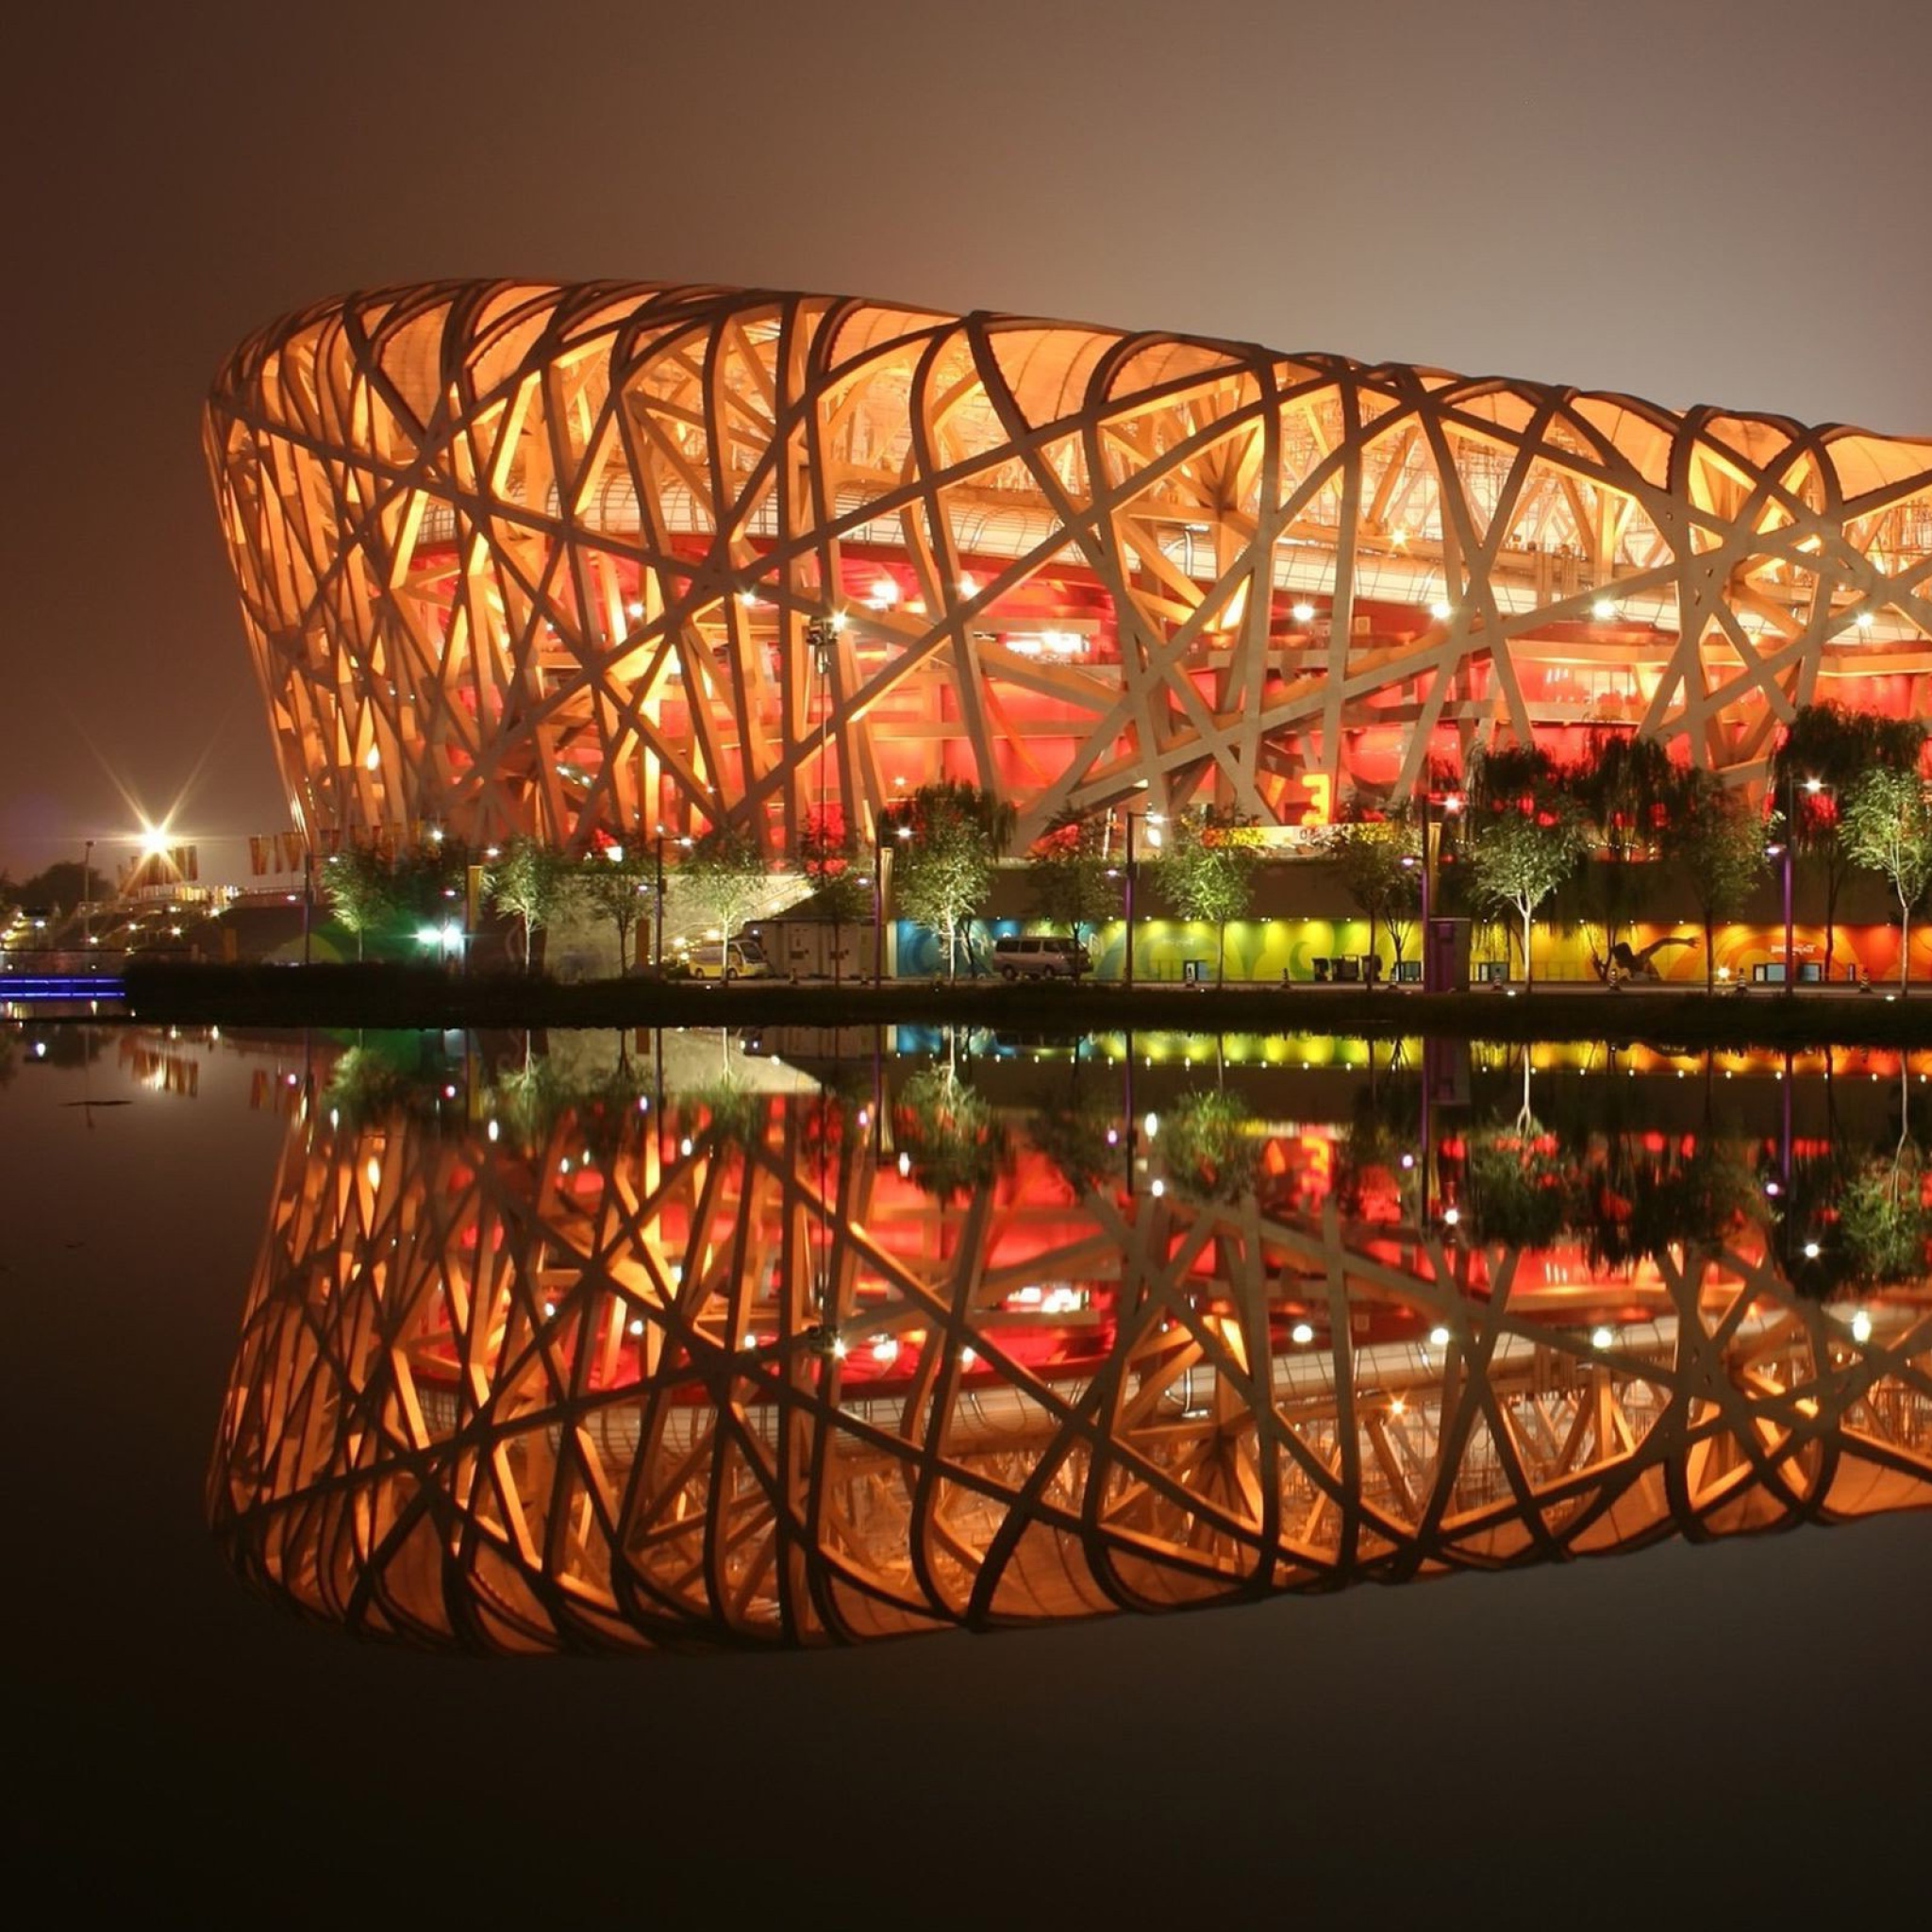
[687,1079,768,1154]
[1465,1117,1570,1246]
[1835,1157,1932,1285]
[1029,1088,1118,1196]
[1161,1089,1258,1204]
[893,1064,1009,1200]
[325,1039,443,1126]
[491,1048,566,1148]
[1783,1064,1932,1296]
[1335,1074,1420,1222]
[573,1050,653,1160]
[1577,1137,1754,1273]
[798,1063,869,1161]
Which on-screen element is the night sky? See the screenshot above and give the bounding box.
[6,0,1932,881]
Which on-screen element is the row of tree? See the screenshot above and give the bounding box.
[312,701,1932,987]
[312,786,1264,983]
[1327,703,1932,991]
[321,828,773,972]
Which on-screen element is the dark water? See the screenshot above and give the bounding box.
[8,1021,1932,1918]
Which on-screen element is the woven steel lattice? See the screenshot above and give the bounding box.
[209,1087,1932,1654]
[205,281,1932,855]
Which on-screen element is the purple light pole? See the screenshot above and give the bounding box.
[1778,772,1824,993]
[1782,768,1796,996]
[1416,788,1462,991]
[1418,794,1432,991]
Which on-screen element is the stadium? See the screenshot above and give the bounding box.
[205,279,1932,861]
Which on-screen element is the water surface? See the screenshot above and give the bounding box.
[9,1021,1931,1914]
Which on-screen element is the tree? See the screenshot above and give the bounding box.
[11,859,111,916]
[1567,735,1687,974]
[1675,772,1767,992]
[1025,810,1120,952]
[679,824,770,951]
[795,808,872,985]
[1840,764,1932,991]
[486,837,568,972]
[1463,747,1589,989]
[578,846,656,974]
[1324,811,1421,980]
[1157,809,1259,986]
[1774,703,1929,982]
[886,781,1015,979]
[400,835,475,943]
[321,844,405,960]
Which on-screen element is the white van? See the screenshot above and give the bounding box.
[685,939,771,981]
[993,935,1091,979]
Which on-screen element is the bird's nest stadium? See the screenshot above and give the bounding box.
[205,279,1932,857]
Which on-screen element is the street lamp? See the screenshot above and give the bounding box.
[652,824,668,973]
[661,831,692,970]
[1122,805,1163,990]
[875,817,912,983]
[80,839,93,950]
[1772,772,1827,992]
[804,615,837,847]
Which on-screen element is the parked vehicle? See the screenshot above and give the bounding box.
[743,916,863,980]
[685,939,771,981]
[992,934,1091,979]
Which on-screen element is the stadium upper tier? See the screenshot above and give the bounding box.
[205,280,1932,853]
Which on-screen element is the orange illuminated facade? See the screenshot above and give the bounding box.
[205,281,1932,858]
[209,1069,1932,1654]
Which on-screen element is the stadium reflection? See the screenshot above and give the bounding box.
[209,1030,1932,1654]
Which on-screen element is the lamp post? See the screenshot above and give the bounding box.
[1122,807,1163,989]
[1417,788,1462,991]
[1776,772,1825,993]
[653,826,667,974]
[875,820,911,983]
[80,839,93,950]
[805,615,837,841]
[1780,768,1797,996]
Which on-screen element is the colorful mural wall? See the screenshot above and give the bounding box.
[895,915,1931,985]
